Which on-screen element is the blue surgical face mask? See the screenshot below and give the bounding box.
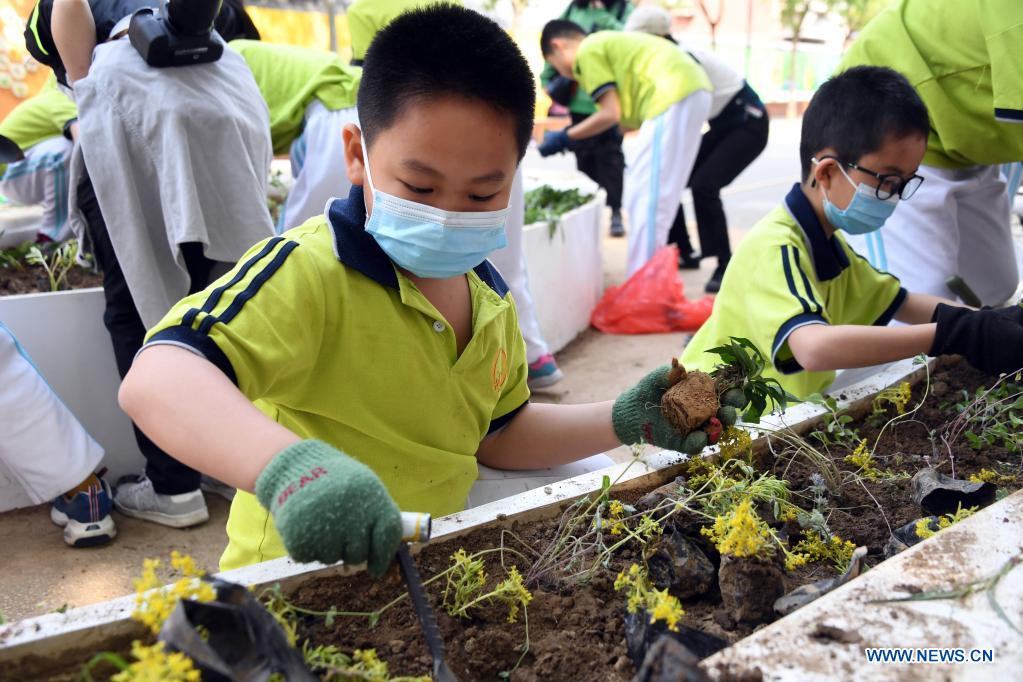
[820,162,899,235]
[362,152,509,279]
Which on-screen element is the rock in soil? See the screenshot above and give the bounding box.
[624,611,728,668]
[884,517,939,558]
[647,529,716,599]
[774,546,867,616]
[632,635,710,682]
[635,476,688,514]
[911,468,996,515]
[718,555,785,624]
[661,361,719,433]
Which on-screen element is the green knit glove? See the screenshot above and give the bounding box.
[612,365,687,451]
[255,440,403,576]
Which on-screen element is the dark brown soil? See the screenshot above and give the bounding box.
[0,264,103,295]
[661,369,719,433]
[285,360,1021,680]
[770,362,1022,557]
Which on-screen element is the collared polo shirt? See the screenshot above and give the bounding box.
[680,184,907,399]
[0,79,76,154]
[572,31,710,131]
[838,0,1023,168]
[347,0,459,64]
[230,40,361,154]
[143,185,530,570]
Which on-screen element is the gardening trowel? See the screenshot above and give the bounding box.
[397,512,459,682]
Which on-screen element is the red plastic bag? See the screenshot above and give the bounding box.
[591,246,715,334]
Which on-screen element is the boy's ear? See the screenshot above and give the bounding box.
[813,156,837,193]
[342,123,365,187]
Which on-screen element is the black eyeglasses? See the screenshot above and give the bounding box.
[820,156,925,200]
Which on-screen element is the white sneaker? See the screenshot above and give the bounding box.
[200,475,236,502]
[114,475,209,528]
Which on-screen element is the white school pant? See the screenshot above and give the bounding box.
[0,322,104,504]
[467,453,616,508]
[279,101,360,233]
[0,136,73,242]
[844,164,1018,306]
[624,90,712,276]
[488,170,550,364]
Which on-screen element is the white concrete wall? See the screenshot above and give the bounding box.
[0,289,144,511]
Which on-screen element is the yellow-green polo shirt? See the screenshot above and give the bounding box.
[230,40,361,154]
[0,78,76,153]
[572,31,710,131]
[143,185,530,571]
[838,0,1023,169]
[347,0,460,64]
[680,184,907,399]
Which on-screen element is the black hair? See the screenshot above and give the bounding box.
[800,66,930,181]
[358,4,535,161]
[540,19,586,56]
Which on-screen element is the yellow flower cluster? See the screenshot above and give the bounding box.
[493,566,533,624]
[351,649,389,679]
[682,455,719,489]
[914,504,978,540]
[112,641,200,682]
[793,533,857,572]
[844,440,881,480]
[718,427,753,462]
[873,381,912,416]
[131,553,215,635]
[701,498,773,559]
[614,563,685,632]
[968,468,1014,485]
[607,499,627,536]
[636,514,663,541]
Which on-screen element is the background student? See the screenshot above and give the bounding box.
[539,20,711,276]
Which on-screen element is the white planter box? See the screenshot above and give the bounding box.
[522,188,604,354]
[0,288,144,512]
[5,356,984,675]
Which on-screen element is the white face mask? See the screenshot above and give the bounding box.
[362,150,510,278]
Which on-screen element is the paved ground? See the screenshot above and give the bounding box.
[0,118,802,623]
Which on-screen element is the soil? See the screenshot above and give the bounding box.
[661,366,719,434]
[0,264,103,296]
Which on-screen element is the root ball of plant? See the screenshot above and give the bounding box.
[661,366,719,434]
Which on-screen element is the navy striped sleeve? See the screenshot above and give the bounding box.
[487,400,528,436]
[771,313,828,374]
[591,82,616,102]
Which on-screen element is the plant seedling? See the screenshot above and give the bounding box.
[25,241,80,292]
[707,337,793,423]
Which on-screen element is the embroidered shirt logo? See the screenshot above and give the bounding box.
[491,348,509,392]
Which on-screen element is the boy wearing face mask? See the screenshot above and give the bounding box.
[679,67,1023,400]
[118,6,696,575]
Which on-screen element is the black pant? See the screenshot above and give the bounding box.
[78,174,216,495]
[668,104,770,261]
[571,112,625,211]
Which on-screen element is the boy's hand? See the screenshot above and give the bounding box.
[538,128,574,157]
[255,440,403,576]
[611,365,687,450]
[931,304,1023,376]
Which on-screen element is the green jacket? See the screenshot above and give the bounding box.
[540,1,634,116]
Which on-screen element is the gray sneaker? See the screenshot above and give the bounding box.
[114,475,209,528]
[200,474,236,502]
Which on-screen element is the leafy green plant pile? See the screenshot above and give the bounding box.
[524,185,594,238]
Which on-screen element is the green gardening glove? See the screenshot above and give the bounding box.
[612,365,687,451]
[255,440,403,576]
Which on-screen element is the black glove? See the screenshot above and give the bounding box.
[545,76,577,107]
[930,304,1023,376]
